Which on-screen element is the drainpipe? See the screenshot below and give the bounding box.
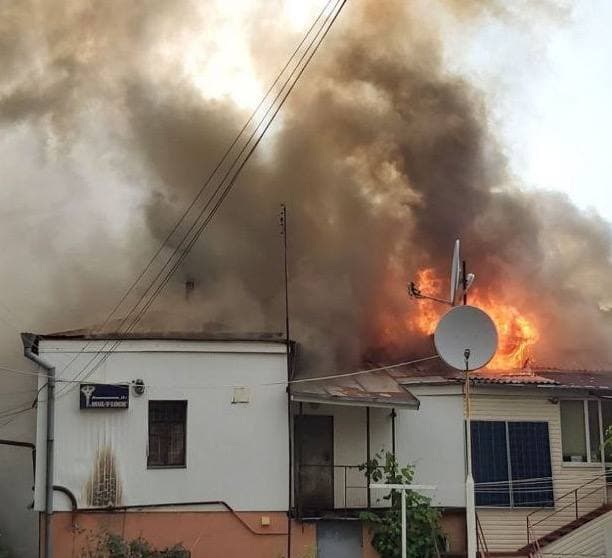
[22,334,55,558]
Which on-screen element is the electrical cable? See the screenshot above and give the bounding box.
[53,0,345,391]
[55,0,349,398]
[53,0,339,382]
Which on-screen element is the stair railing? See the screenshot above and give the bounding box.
[526,471,608,547]
[475,512,490,557]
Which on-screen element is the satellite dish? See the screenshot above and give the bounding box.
[434,305,498,371]
[450,239,461,305]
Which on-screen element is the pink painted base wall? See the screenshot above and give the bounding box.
[49,511,381,558]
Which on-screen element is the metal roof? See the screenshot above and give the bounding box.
[31,328,286,343]
[290,371,420,409]
[469,371,559,385]
[383,359,612,391]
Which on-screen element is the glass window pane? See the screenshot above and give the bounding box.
[148,401,187,467]
[471,421,510,507]
[589,401,602,462]
[560,400,587,462]
[602,401,612,462]
[508,422,553,507]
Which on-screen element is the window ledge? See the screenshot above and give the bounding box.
[147,465,187,470]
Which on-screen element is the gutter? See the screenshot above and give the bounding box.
[22,333,55,558]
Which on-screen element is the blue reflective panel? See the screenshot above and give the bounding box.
[471,421,510,506]
[508,422,553,507]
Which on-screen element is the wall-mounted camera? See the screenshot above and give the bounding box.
[132,379,145,396]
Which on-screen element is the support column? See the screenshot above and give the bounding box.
[366,406,371,509]
[391,408,397,456]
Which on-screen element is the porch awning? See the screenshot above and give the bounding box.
[290,371,420,409]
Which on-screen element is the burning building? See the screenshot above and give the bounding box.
[2,0,612,556]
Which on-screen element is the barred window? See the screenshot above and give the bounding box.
[148,401,187,468]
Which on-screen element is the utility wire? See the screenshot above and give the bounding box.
[53,0,339,382]
[56,0,349,399]
[54,0,344,390]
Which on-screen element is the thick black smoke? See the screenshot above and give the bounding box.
[1,0,610,379]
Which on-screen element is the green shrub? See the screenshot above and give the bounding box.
[80,530,188,558]
[359,451,443,558]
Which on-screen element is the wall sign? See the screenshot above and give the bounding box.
[80,383,129,409]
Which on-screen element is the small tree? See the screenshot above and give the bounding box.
[359,451,443,558]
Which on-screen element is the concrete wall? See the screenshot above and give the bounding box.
[0,357,38,558]
[395,385,466,508]
[49,512,384,558]
[35,338,289,512]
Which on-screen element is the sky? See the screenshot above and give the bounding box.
[192,0,612,222]
[511,1,612,221]
[445,0,612,222]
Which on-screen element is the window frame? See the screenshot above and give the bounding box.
[471,419,554,509]
[147,400,188,469]
[560,398,607,466]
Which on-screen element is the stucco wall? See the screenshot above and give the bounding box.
[396,386,466,508]
[35,339,289,512]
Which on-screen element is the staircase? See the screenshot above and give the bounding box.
[518,473,611,556]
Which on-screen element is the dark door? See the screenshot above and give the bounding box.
[295,414,334,512]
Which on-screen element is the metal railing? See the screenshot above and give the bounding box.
[526,472,609,547]
[475,513,490,558]
[295,464,389,514]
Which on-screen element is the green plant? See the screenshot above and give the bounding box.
[359,451,443,558]
[604,425,612,453]
[79,530,188,558]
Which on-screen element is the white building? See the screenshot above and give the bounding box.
[23,326,612,557]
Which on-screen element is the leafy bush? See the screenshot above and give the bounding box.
[359,451,443,558]
[80,531,188,558]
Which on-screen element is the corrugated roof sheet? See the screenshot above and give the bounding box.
[469,371,559,385]
[382,359,612,391]
[290,370,420,409]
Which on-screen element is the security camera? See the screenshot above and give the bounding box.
[133,379,145,396]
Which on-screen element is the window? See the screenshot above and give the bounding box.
[471,421,553,507]
[560,399,612,463]
[148,400,187,468]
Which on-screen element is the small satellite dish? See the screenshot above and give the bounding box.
[434,305,497,371]
[450,239,461,305]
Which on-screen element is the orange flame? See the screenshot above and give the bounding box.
[410,268,539,370]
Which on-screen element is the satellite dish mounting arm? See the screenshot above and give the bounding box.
[408,282,453,306]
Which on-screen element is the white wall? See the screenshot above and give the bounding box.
[396,387,466,508]
[35,339,289,512]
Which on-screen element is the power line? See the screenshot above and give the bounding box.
[0,352,434,429]
[56,0,349,399]
[54,0,344,391]
[53,0,339,382]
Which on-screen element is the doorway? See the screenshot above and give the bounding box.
[294,414,334,512]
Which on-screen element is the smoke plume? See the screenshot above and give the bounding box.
[1,0,611,385]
